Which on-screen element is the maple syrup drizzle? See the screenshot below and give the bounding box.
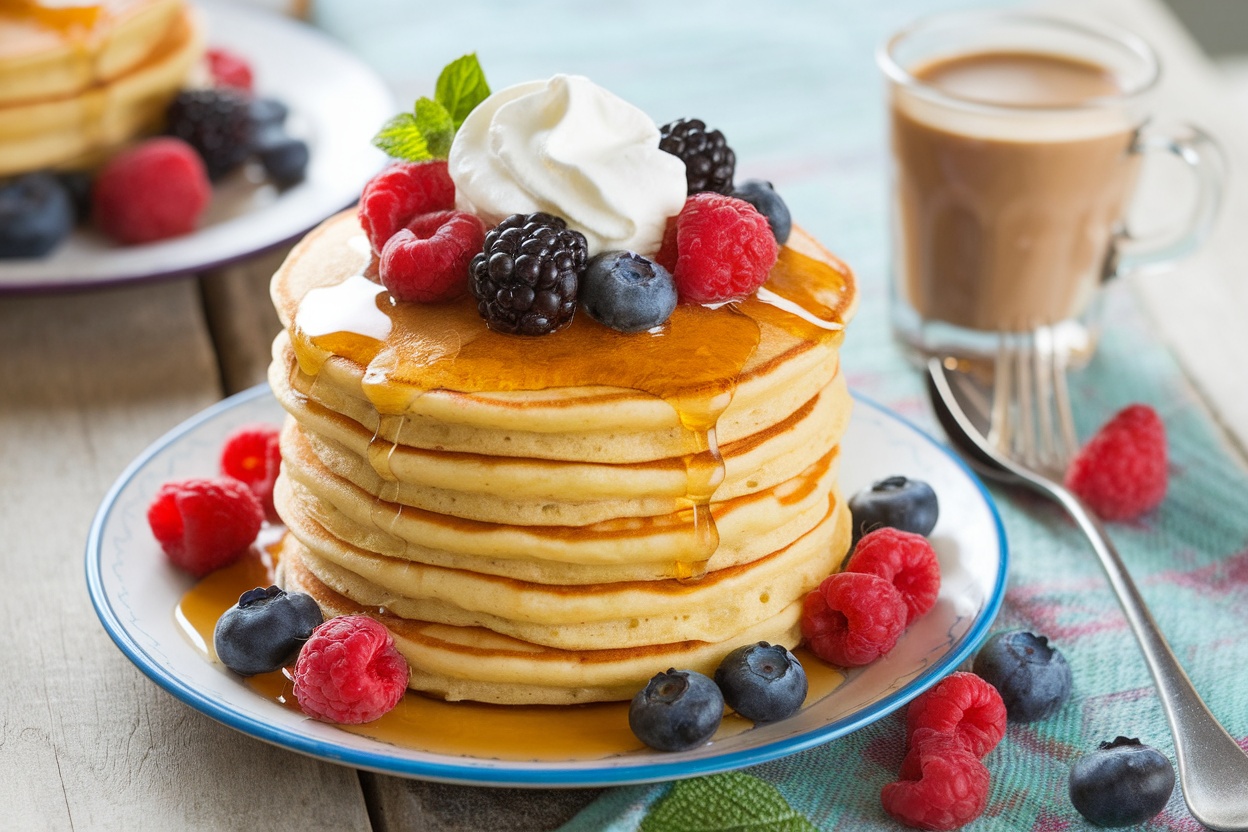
[176,546,846,761]
[4,0,104,32]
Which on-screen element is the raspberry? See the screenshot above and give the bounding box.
[906,671,1007,758]
[359,161,456,254]
[206,47,254,93]
[147,478,263,577]
[1065,404,1167,521]
[800,571,908,667]
[219,424,281,521]
[846,528,941,625]
[379,210,485,302]
[92,138,210,244]
[165,88,255,180]
[883,727,991,830]
[293,615,409,724]
[655,193,777,304]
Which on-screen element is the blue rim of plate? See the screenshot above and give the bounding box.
[86,382,1008,788]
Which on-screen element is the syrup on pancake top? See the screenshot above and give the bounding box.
[267,55,859,706]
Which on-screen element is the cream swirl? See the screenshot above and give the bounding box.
[447,74,687,256]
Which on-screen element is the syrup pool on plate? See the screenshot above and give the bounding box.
[174,536,846,762]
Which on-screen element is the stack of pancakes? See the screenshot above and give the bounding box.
[270,210,858,704]
[0,0,202,176]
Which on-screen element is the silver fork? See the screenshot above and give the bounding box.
[928,343,1248,832]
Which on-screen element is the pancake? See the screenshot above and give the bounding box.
[276,437,841,582]
[0,0,183,105]
[0,1,200,175]
[281,542,812,706]
[291,493,846,650]
[269,207,858,704]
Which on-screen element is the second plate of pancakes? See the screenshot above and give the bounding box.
[0,0,393,293]
[87,383,1006,787]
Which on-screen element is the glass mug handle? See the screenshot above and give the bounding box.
[1110,123,1225,277]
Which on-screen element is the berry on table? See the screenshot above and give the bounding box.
[972,630,1072,723]
[293,615,409,724]
[146,477,263,577]
[580,250,677,332]
[848,475,939,547]
[380,210,485,303]
[0,171,74,259]
[213,585,323,676]
[92,138,211,245]
[1069,737,1175,827]
[659,118,736,195]
[469,212,587,335]
[1065,404,1167,521]
[905,671,1006,759]
[628,668,724,752]
[883,727,991,831]
[206,47,254,93]
[255,133,310,188]
[730,179,792,245]
[713,641,808,724]
[165,88,256,181]
[358,160,456,254]
[800,571,908,667]
[219,424,282,521]
[655,193,777,304]
[845,527,941,625]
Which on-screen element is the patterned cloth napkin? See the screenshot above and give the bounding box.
[313,1,1248,827]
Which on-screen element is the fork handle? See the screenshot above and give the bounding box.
[1052,487,1248,831]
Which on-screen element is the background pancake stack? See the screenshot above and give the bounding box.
[0,0,203,176]
[270,209,858,705]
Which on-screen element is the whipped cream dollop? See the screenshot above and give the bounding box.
[447,74,687,256]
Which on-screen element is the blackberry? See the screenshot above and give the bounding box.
[659,118,736,195]
[165,88,255,181]
[469,212,587,335]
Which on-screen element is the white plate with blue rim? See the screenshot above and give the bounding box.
[0,0,393,293]
[86,383,1006,787]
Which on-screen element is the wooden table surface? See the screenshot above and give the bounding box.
[3,0,1245,829]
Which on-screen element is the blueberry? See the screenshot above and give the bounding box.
[213,585,323,676]
[730,179,791,244]
[848,475,939,547]
[256,133,310,188]
[973,630,1072,722]
[0,172,75,259]
[628,668,723,752]
[580,250,677,333]
[713,641,807,723]
[249,97,290,132]
[1069,737,1175,827]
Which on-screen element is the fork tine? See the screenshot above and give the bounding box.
[1051,341,1079,465]
[1015,335,1037,467]
[1034,327,1057,467]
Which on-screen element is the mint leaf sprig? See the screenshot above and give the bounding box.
[372,54,491,162]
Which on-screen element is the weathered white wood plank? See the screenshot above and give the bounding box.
[201,248,290,394]
[0,279,369,831]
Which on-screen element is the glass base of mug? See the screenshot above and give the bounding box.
[890,298,1100,370]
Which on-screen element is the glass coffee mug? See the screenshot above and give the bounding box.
[879,10,1224,361]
